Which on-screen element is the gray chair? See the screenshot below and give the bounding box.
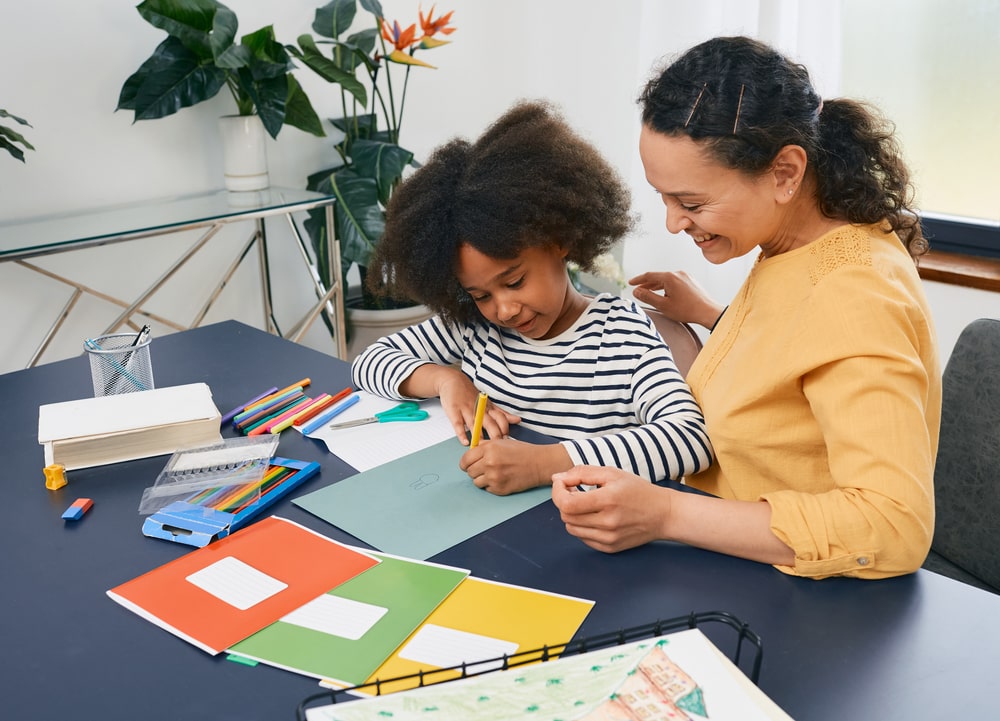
[922,318,1000,593]
[639,305,703,379]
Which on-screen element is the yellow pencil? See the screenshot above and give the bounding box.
[470,392,488,447]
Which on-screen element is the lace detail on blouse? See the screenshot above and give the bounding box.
[808,225,873,286]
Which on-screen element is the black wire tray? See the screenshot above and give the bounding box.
[296,609,763,719]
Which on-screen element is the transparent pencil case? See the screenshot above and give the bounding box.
[138,435,279,516]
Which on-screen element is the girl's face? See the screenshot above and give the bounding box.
[455,242,583,340]
[638,125,783,263]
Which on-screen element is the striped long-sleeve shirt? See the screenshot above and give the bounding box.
[351,294,713,482]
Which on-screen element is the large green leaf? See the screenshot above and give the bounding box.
[240,25,288,78]
[312,0,358,39]
[284,75,325,137]
[118,36,227,119]
[290,36,367,105]
[351,139,413,205]
[359,0,384,19]
[329,169,385,269]
[136,0,237,60]
[214,42,253,70]
[235,66,286,139]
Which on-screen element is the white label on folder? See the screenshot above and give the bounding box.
[185,556,287,610]
[280,593,388,640]
[398,624,518,672]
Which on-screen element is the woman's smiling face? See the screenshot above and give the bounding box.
[639,125,782,263]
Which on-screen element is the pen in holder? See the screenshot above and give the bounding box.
[84,326,154,397]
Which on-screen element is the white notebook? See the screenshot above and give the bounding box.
[38,383,222,470]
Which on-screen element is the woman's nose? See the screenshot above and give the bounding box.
[665,207,692,235]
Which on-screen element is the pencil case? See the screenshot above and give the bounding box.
[141,457,320,547]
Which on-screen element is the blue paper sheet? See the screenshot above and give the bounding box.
[292,438,551,559]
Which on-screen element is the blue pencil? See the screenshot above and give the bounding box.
[300,394,359,435]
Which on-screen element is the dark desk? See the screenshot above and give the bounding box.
[3,321,996,720]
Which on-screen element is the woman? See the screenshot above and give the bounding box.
[551,36,941,580]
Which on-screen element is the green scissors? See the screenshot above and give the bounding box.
[327,401,429,430]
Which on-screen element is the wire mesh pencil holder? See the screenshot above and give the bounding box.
[84,332,154,396]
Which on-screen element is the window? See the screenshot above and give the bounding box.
[839,0,1000,260]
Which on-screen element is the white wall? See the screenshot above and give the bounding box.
[1,0,995,375]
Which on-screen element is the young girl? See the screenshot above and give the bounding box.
[352,101,712,495]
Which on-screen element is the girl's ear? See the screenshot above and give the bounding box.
[771,144,808,202]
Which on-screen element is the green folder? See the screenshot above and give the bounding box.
[227,552,469,686]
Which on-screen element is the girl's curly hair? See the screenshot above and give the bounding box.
[366,100,636,325]
[638,36,926,257]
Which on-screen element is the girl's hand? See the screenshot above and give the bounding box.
[460,439,570,495]
[550,465,672,552]
[435,373,520,445]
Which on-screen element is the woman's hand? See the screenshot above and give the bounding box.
[550,465,671,552]
[461,439,571,495]
[629,270,724,330]
[553,466,797,564]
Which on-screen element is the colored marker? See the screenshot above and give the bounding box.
[220,386,278,425]
[300,394,360,435]
[245,395,313,435]
[249,378,311,409]
[265,394,332,434]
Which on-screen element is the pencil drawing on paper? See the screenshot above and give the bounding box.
[410,473,443,491]
[576,641,708,720]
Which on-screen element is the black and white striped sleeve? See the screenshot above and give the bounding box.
[560,344,713,481]
[350,315,466,400]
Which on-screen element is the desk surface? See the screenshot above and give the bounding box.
[3,321,997,720]
[0,187,334,260]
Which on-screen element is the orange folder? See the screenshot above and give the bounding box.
[107,516,379,654]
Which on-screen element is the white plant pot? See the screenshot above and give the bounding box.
[346,300,433,361]
[218,115,269,192]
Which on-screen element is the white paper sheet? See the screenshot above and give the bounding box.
[301,392,456,471]
[280,594,387,641]
[185,556,287,610]
[398,623,518,672]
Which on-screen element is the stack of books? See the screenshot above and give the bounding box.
[38,382,222,470]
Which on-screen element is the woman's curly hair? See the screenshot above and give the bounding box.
[366,100,636,325]
[638,36,926,257]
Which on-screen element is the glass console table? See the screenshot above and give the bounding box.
[0,187,345,366]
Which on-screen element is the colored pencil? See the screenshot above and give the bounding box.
[470,392,488,447]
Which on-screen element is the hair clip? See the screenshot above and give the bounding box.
[732,84,746,134]
[684,82,708,128]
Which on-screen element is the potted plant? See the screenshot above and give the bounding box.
[117,0,325,190]
[291,0,455,351]
[1,109,34,162]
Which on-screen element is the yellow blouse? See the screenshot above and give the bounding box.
[686,224,941,579]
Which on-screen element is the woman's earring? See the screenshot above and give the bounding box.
[788,188,794,196]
